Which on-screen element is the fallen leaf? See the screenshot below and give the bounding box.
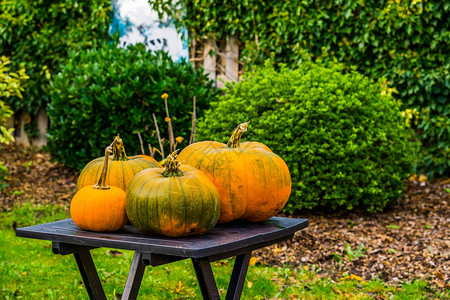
[175,281,183,293]
[249,257,260,266]
[247,280,253,288]
[409,174,417,181]
[106,250,123,257]
[418,174,428,182]
[436,270,445,280]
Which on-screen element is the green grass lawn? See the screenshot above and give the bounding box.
[1,203,447,299]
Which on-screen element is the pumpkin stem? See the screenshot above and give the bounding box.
[93,146,112,190]
[112,134,129,161]
[162,150,184,177]
[227,121,250,148]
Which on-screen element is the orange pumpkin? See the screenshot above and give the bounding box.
[178,122,291,223]
[126,150,221,237]
[77,134,162,192]
[71,145,127,232]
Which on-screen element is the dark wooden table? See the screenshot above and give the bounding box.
[16,217,308,300]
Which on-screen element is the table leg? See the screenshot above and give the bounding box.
[192,258,220,300]
[73,249,107,300]
[225,252,252,300]
[121,252,146,300]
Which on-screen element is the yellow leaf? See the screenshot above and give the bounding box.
[303,265,309,270]
[349,274,363,281]
[176,281,183,292]
[249,257,258,266]
[435,270,445,280]
[175,136,184,144]
[418,174,428,182]
[247,280,253,289]
[408,174,417,181]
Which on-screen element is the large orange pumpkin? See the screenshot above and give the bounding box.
[125,150,221,237]
[178,122,291,223]
[71,146,128,232]
[77,134,162,192]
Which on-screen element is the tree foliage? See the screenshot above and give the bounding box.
[0,0,112,114]
[47,43,218,170]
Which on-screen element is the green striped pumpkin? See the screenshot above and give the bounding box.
[125,151,221,237]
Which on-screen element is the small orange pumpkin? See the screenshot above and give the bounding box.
[71,145,127,232]
[126,150,221,237]
[77,134,162,192]
[178,122,291,223]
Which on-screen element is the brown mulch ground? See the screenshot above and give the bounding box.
[1,144,449,290]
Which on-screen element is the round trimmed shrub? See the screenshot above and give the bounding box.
[47,43,218,170]
[197,61,417,212]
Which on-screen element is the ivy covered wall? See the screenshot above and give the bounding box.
[152,0,449,178]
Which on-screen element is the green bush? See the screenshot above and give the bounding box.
[197,61,417,212]
[0,0,111,115]
[0,56,29,189]
[153,0,449,178]
[47,43,218,170]
[1,56,28,145]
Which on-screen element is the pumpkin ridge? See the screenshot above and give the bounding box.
[242,151,251,218]
[81,189,89,230]
[201,174,220,230]
[146,174,162,234]
[190,173,205,230]
[166,177,173,234]
[256,150,271,218]
[227,151,233,220]
[209,148,224,180]
[77,160,97,189]
[244,149,290,221]
[120,160,126,191]
[182,141,212,162]
[154,178,165,235]
[92,162,103,189]
[259,150,289,193]
[83,162,95,189]
[126,173,142,229]
[130,156,146,169]
[176,176,187,235]
[195,145,219,170]
[77,170,86,190]
[135,175,154,232]
[109,192,118,231]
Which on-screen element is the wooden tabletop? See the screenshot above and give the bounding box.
[16,217,308,259]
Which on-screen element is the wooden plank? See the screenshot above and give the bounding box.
[225,253,252,300]
[121,252,146,300]
[217,35,239,89]
[192,258,220,299]
[203,38,216,82]
[74,249,107,300]
[225,35,239,82]
[16,217,308,259]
